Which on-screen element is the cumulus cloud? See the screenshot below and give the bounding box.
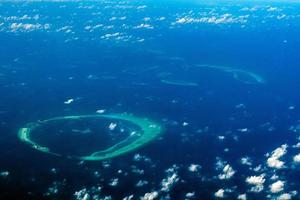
[100,32,121,39]
[159,165,180,192]
[246,174,265,185]
[141,191,158,200]
[246,174,265,193]
[123,195,134,200]
[109,178,119,187]
[253,165,263,172]
[218,164,235,180]
[269,180,285,193]
[134,23,154,29]
[135,180,148,187]
[237,194,247,200]
[215,158,226,170]
[277,191,298,200]
[267,144,288,169]
[270,174,279,180]
[64,98,74,104]
[218,135,225,140]
[0,171,9,178]
[132,153,153,164]
[240,157,252,166]
[293,153,300,163]
[73,186,101,200]
[185,192,195,198]
[188,164,201,172]
[108,122,117,131]
[74,189,90,200]
[277,193,292,200]
[292,142,300,148]
[161,173,179,192]
[267,7,280,12]
[214,189,225,198]
[10,22,50,32]
[172,14,248,26]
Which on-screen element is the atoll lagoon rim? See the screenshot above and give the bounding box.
[196,65,265,84]
[18,113,163,161]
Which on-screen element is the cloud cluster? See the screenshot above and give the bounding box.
[214,189,225,198]
[267,144,288,169]
[173,14,248,26]
[269,180,285,193]
[237,194,247,200]
[188,164,201,172]
[293,153,300,163]
[218,164,235,180]
[246,174,266,192]
[141,191,158,200]
[161,173,179,192]
[10,22,50,32]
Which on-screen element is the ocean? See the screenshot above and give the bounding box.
[0,1,300,199]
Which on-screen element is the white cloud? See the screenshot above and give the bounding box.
[108,122,117,131]
[109,178,119,187]
[185,192,195,198]
[270,174,279,180]
[240,157,252,166]
[182,122,189,127]
[133,154,143,161]
[96,109,105,114]
[161,173,179,192]
[56,26,72,33]
[246,174,265,193]
[132,168,144,175]
[214,189,225,198]
[278,191,298,200]
[141,191,158,200]
[267,7,280,12]
[137,5,147,10]
[0,171,9,177]
[4,14,40,21]
[253,165,263,172]
[277,193,292,200]
[237,194,247,200]
[269,180,285,193]
[165,165,179,174]
[123,195,134,200]
[218,135,225,140]
[240,7,259,12]
[10,22,50,32]
[172,14,248,26]
[215,158,226,170]
[74,188,89,200]
[100,32,121,39]
[64,98,74,104]
[293,142,300,148]
[136,180,148,187]
[293,153,300,163]
[267,144,288,169]
[133,154,152,163]
[134,23,154,29]
[246,174,265,185]
[238,128,248,133]
[250,185,264,193]
[218,164,235,180]
[188,164,201,172]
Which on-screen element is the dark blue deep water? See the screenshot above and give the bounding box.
[0,1,300,200]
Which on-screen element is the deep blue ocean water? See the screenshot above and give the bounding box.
[0,1,300,200]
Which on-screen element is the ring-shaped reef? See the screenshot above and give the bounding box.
[196,64,265,84]
[161,79,199,87]
[18,113,163,161]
